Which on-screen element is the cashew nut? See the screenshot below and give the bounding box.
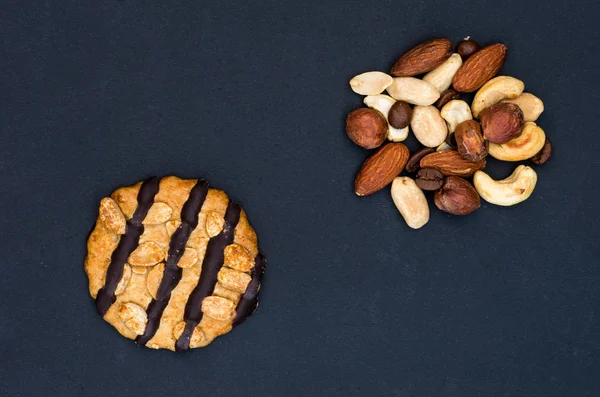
[471,76,524,118]
[423,53,463,92]
[391,177,429,229]
[502,93,544,122]
[473,165,537,206]
[440,99,473,133]
[349,71,393,95]
[488,122,546,161]
[364,94,409,142]
[387,126,409,142]
[386,77,440,106]
[436,142,453,152]
[411,105,448,147]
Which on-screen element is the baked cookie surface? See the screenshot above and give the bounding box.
[85,176,265,351]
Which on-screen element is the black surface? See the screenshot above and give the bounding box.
[1,1,599,396]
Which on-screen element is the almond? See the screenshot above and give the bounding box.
[419,150,486,177]
[452,43,507,93]
[355,143,410,196]
[391,38,453,77]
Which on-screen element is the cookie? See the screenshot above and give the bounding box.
[85,176,266,351]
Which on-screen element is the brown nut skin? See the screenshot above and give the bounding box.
[405,147,435,173]
[391,38,453,77]
[415,168,445,191]
[434,89,460,109]
[388,101,412,129]
[530,138,552,165]
[455,120,488,162]
[480,102,525,144]
[346,108,388,149]
[452,43,507,93]
[457,39,481,59]
[354,143,410,196]
[434,176,481,215]
[420,150,486,177]
[445,131,457,148]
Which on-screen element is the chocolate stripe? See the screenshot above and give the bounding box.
[95,177,161,316]
[136,180,209,346]
[233,253,266,327]
[175,201,241,352]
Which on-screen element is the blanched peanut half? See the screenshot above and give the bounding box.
[118,302,148,335]
[473,165,537,206]
[143,202,173,224]
[440,100,472,133]
[128,241,164,266]
[471,76,524,118]
[502,93,544,122]
[218,267,251,293]
[165,220,180,236]
[386,77,440,106]
[205,211,225,237]
[201,296,236,321]
[411,106,448,147]
[349,71,393,95]
[213,283,241,304]
[364,94,409,142]
[423,53,463,92]
[488,122,546,161]
[224,244,255,272]
[173,321,207,348]
[131,265,147,274]
[99,197,126,234]
[177,247,198,268]
[146,263,165,299]
[114,264,132,295]
[390,177,429,229]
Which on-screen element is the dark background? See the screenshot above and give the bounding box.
[1,0,599,396]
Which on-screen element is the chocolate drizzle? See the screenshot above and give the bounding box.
[95,177,161,316]
[233,253,266,327]
[136,180,209,346]
[175,201,241,352]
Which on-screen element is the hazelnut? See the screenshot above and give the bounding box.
[457,38,481,59]
[388,101,412,129]
[480,102,525,144]
[455,120,488,162]
[346,108,388,149]
[434,176,480,215]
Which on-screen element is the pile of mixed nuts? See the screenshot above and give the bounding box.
[346,37,551,229]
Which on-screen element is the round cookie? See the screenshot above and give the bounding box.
[85,176,266,351]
